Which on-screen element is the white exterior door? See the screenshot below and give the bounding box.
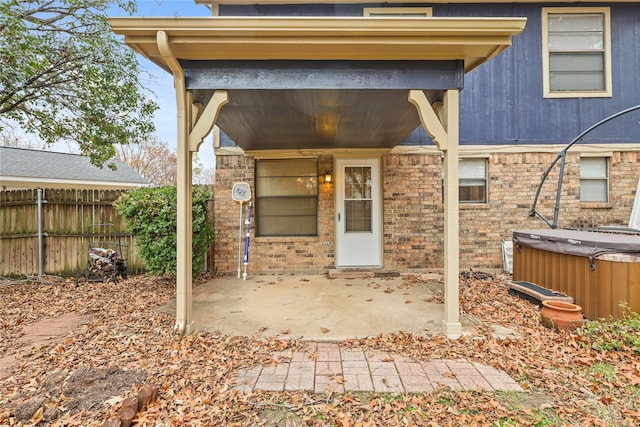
[335,158,382,267]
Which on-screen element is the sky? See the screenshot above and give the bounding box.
[111,1,215,169]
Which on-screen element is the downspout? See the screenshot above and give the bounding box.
[157,30,194,334]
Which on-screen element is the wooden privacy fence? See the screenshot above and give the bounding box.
[0,188,145,278]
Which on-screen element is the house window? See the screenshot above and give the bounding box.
[580,157,608,203]
[459,158,487,203]
[255,159,318,237]
[542,7,612,98]
[364,7,432,17]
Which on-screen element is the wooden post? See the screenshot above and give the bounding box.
[119,407,135,427]
[137,385,153,411]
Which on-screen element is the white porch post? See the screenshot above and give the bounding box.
[408,89,463,337]
[157,30,229,334]
[441,90,462,337]
[158,31,193,334]
[176,118,193,334]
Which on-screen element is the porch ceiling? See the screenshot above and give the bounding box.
[111,16,526,151]
[194,88,441,151]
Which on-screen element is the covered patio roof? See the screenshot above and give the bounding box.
[111,17,525,151]
[111,17,525,69]
[110,15,526,337]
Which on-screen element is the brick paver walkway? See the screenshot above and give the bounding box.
[0,312,89,379]
[234,342,522,394]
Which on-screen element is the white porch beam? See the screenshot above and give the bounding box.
[409,89,463,337]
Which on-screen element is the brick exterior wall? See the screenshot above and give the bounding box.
[214,154,335,274]
[214,151,638,275]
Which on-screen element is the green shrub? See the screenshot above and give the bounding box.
[114,186,214,276]
[578,303,640,355]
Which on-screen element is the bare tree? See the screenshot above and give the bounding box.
[115,136,177,186]
[0,129,47,150]
[194,165,216,185]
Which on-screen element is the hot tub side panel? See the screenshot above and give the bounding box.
[513,245,599,319]
[596,257,640,319]
[513,245,639,320]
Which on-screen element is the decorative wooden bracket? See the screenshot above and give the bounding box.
[188,90,229,152]
[408,89,448,151]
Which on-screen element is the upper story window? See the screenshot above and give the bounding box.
[580,157,609,203]
[255,159,318,237]
[542,7,612,98]
[459,158,488,204]
[364,7,432,17]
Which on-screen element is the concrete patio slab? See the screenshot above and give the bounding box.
[160,273,474,341]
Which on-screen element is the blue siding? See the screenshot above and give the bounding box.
[219,3,640,147]
[416,3,640,146]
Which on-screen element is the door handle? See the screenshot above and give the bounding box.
[337,213,341,222]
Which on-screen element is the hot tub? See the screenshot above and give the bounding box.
[512,229,640,320]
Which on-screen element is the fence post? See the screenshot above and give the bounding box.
[37,188,44,276]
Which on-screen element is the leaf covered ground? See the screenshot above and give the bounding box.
[0,273,638,426]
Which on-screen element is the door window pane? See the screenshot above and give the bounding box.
[345,200,372,232]
[344,166,372,232]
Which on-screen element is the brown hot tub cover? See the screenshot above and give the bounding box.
[513,229,640,262]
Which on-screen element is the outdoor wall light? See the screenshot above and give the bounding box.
[324,172,333,183]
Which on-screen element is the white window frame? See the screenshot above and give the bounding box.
[364,7,432,17]
[541,7,612,98]
[459,158,488,204]
[255,158,319,237]
[580,156,609,203]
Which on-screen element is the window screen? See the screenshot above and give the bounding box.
[256,159,318,236]
[459,158,487,203]
[543,8,611,97]
[580,157,608,203]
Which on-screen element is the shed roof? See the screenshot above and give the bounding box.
[0,147,148,190]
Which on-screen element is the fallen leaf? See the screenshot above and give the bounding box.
[320,327,330,333]
[384,287,394,293]
[331,375,345,384]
